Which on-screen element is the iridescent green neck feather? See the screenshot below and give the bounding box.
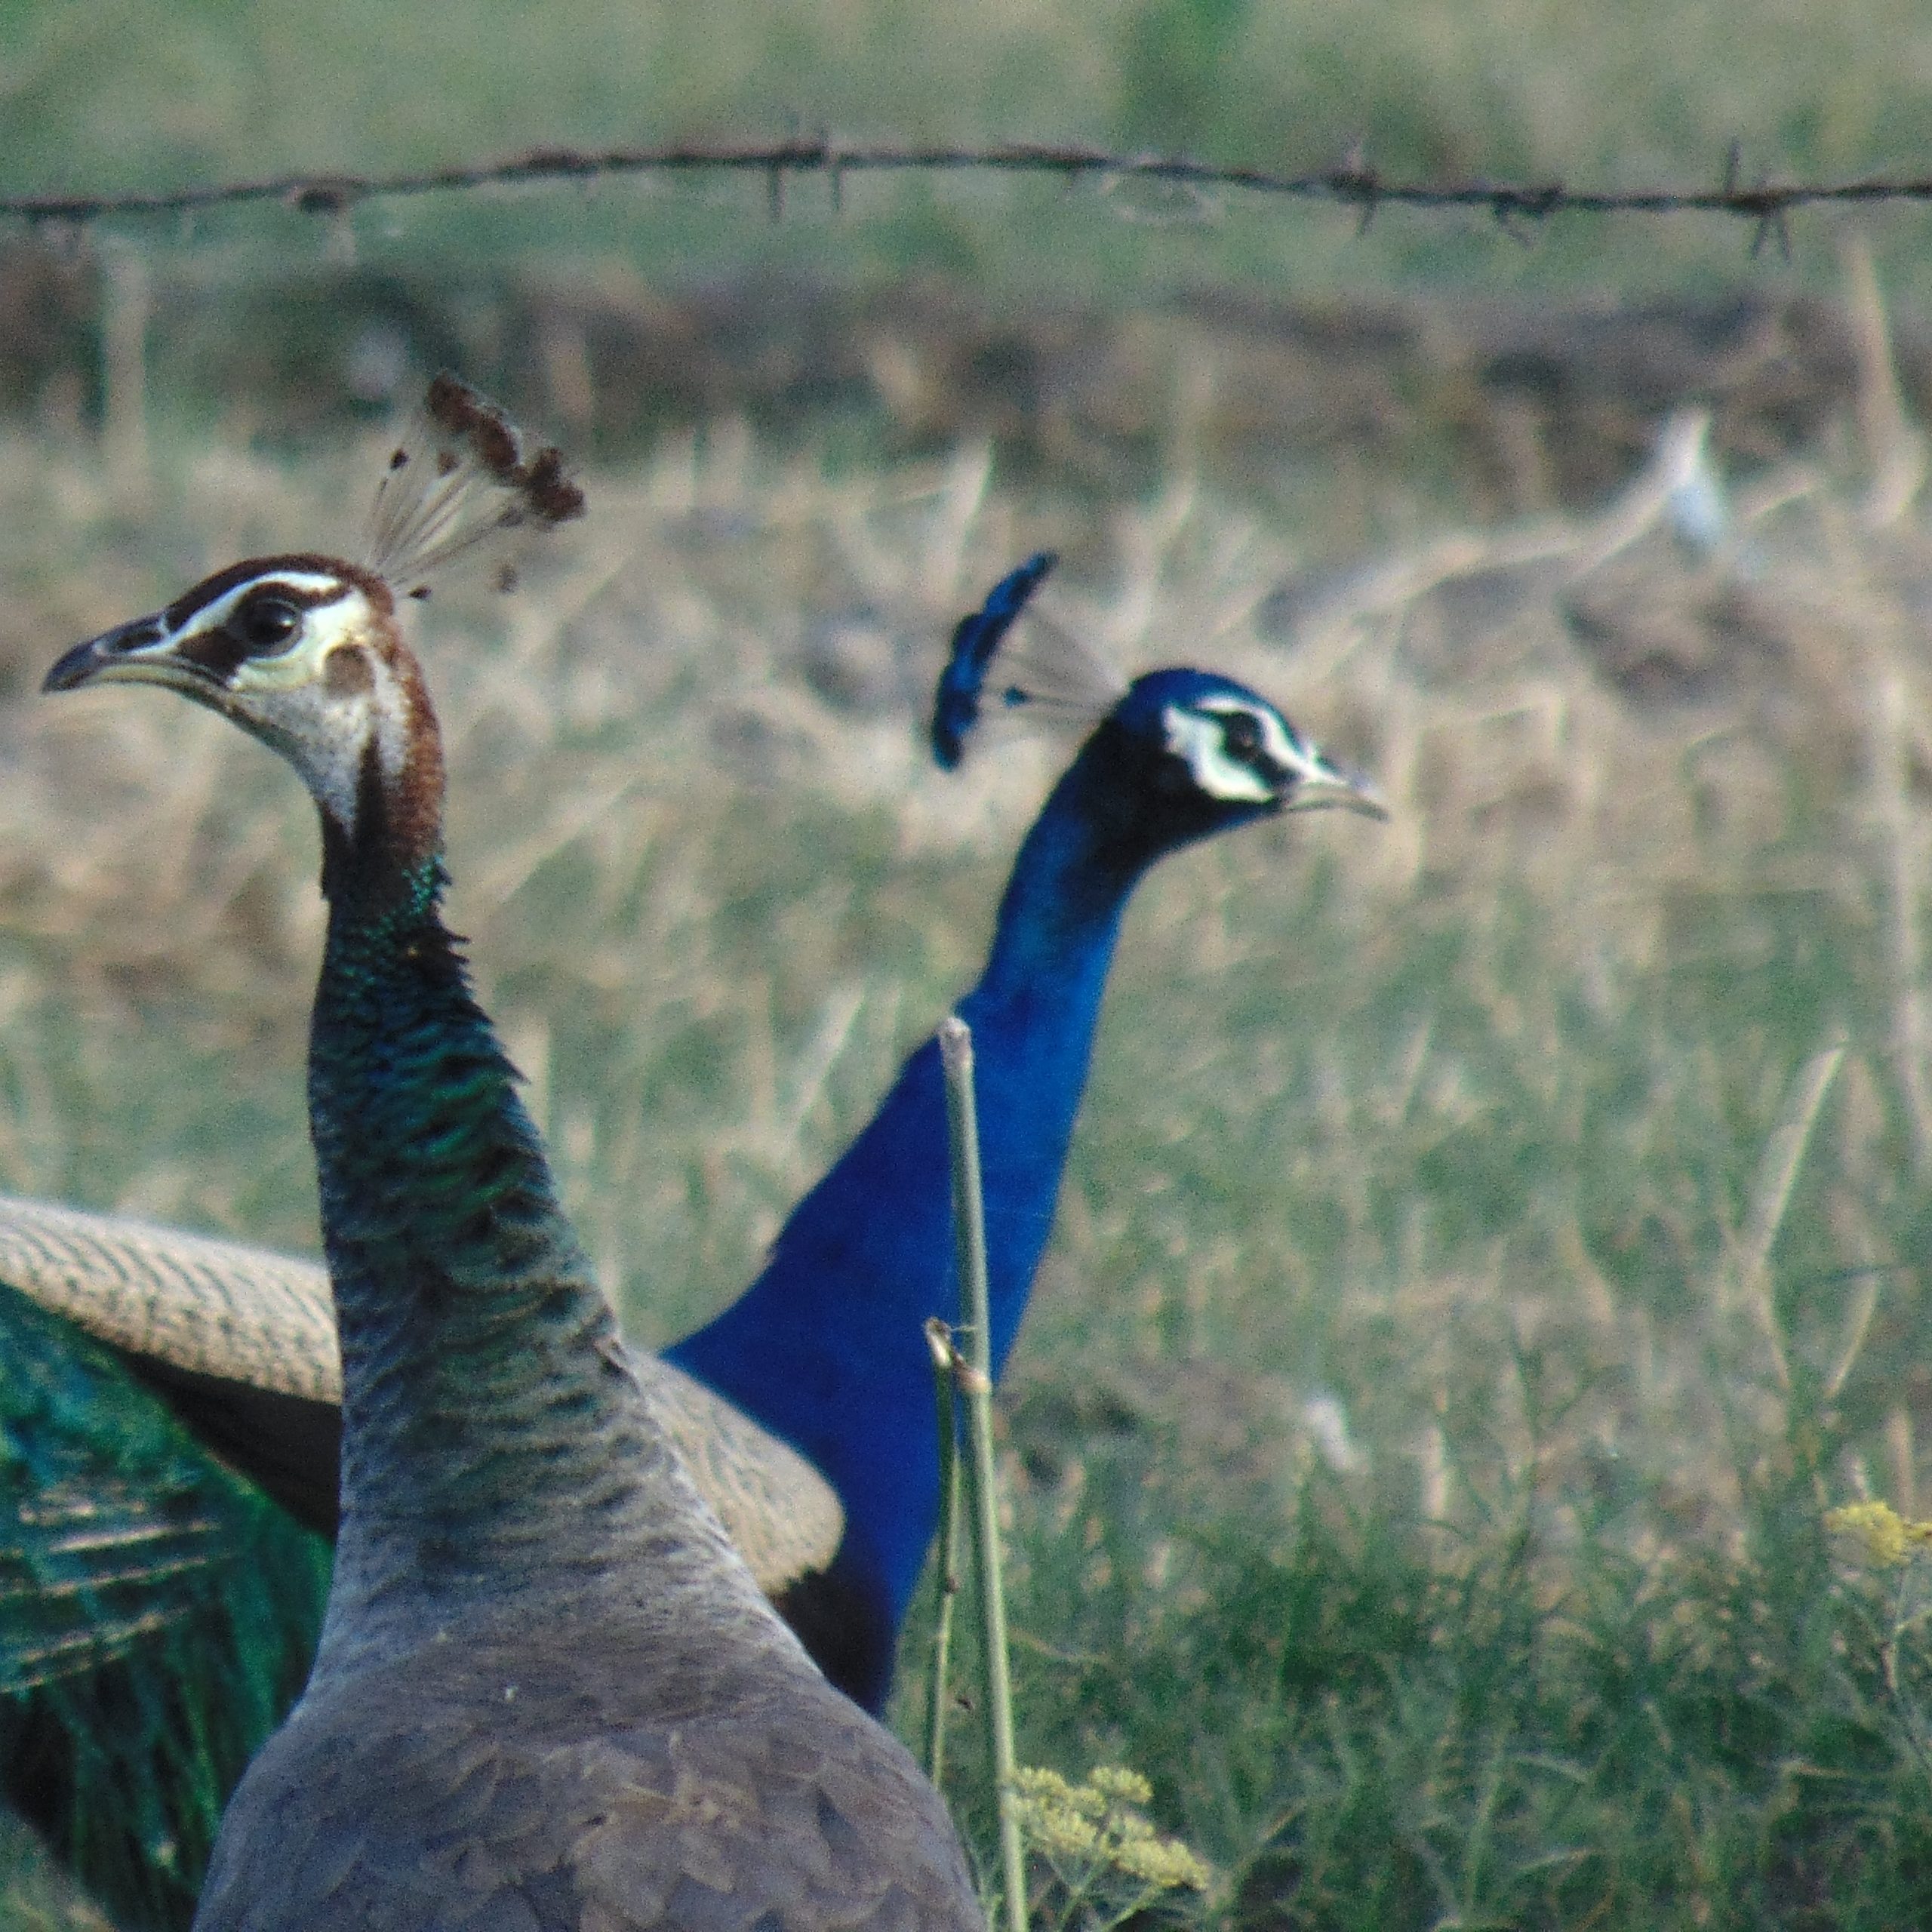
[307,808,782,1681]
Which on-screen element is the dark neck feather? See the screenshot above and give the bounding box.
[306,771,774,1680]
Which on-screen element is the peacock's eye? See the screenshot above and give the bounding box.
[237,597,302,654]
[1220,709,1263,760]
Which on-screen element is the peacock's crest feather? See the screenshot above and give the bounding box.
[930,551,1128,768]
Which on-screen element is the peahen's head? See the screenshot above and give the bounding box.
[44,375,582,878]
[45,555,444,862]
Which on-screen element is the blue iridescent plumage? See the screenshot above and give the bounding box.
[673,560,1383,1710]
[929,549,1057,768]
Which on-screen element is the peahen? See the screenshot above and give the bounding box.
[4,545,1380,1919]
[42,374,980,1930]
[0,386,822,1932]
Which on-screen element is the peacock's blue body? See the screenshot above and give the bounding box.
[676,636,1377,1709]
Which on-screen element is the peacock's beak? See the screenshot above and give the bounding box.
[44,614,197,695]
[1282,751,1389,822]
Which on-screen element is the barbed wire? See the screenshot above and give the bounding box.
[2,138,1929,251]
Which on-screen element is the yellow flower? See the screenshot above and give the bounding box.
[1011,1768,1104,1858]
[1012,1764,1211,1895]
[1088,1766,1153,1807]
[1111,1832,1212,1891]
[1826,1499,1932,1568]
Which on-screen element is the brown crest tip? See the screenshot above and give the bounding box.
[525,448,587,528]
[422,371,586,531]
[425,372,520,481]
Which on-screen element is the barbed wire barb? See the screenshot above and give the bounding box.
[826,133,846,218]
[7,139,1932,231]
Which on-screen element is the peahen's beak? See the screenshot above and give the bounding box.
[44,614,191,695]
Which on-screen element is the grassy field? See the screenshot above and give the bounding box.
[5,1,1932,1924]
[0,334,1930,1925]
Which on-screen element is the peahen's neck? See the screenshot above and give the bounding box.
[669,731,1171,1701]
[307,838,777,1682]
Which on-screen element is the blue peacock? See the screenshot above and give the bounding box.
[673,551,1384,1706]
[3,523,1380,1921]
[39,373,981,1931]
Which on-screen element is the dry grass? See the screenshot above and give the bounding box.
[2,329,1932,1919]
[0,353,1925,1539]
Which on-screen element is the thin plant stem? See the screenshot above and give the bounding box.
[923,1315,964,1787]
[938,1014,1028,1932]
[1712,1037,1847,1398]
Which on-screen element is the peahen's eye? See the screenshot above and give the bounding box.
[237,598,301,654]
[1220,709,1263,759]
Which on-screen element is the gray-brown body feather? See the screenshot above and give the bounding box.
[198,1617,977,1932]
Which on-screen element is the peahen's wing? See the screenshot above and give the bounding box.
[0,1194,842,1592]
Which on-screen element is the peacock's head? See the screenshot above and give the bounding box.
[932,554,1385,852]
[1104,666,1386,844]
[45,555,441,852]
[44,374,582,872]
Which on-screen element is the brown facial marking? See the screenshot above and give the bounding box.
[177,583,310,683]
[385,645,447,870]
[320,632,448,898]
[323,647,375,697]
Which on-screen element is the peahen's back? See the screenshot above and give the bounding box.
[201,1613,971,1931]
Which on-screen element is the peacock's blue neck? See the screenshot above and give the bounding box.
[308,851,765,1681]
[669,734,1174,1706]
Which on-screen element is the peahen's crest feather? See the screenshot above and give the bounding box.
[363,373,586,596]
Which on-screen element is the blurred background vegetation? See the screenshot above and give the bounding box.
[3,0,1932,484]
[6,1,1932,1926]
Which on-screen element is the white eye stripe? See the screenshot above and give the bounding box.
[225,597,374,693]
[1194,695,1312,775]
[179,572,347,640]
[1161,706,1278,804]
